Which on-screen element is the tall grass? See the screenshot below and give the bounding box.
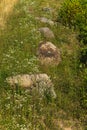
[0,0,85,129]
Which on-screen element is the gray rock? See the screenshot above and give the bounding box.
[35,17,54,26]
[37,41,61,65]
[39,27,55,40]
[6,74,56,98]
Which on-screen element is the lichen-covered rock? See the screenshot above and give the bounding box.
[39,27,55,40]
[6,74,56,98]
[37,41,61,65]
[6,74,33,88]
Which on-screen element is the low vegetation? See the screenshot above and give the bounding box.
[59,0,87,111]
[0,0,87,129]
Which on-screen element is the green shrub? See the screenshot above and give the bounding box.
[77,11,87,44]
[58,0,83,28]
[76,1,87,44]
[59,0,87,42]
[80,68,87,109]
[58,0,87,111]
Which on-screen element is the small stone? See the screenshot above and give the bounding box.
[37,41,61,65]
[35,17,54,26]
[42,7,53,12]
[39,27,55,40]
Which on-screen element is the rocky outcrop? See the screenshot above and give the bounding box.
[6,74,56,98]
[37,41,61,65]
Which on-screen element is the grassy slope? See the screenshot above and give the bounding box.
[0,0,86,130]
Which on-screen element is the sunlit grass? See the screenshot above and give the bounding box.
[0,0,18,27]
[0,0,86,129]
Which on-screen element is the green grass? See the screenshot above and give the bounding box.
[0,0,86,129]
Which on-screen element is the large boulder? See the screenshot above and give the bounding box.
[37,41,61,65]
[39,27,55,40]
[6,74,56,98]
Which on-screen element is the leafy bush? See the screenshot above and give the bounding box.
[78,23,87,45]
[59,0,87,43]
[80,68,87,109]
[80,47,87,64]
[76,1,87,44]
[59,0,87,63]
[59,0,87,112]
[58,0,83,28]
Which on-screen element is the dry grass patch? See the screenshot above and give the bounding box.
[0,0,18,27]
